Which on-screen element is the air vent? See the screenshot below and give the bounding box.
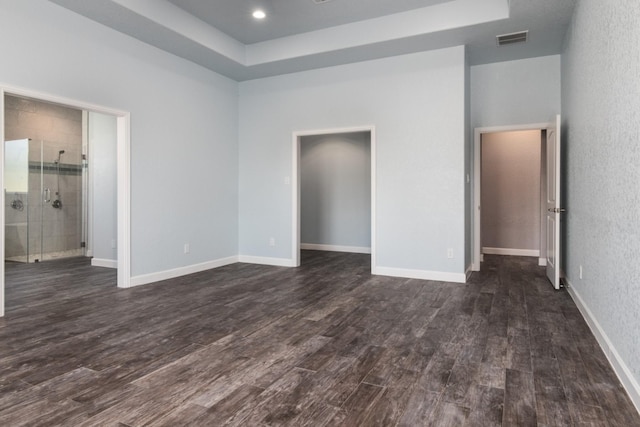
[312,0,333,4]
[496,31,528,46]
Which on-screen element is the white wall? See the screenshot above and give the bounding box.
[0,0,239,277]
[239,46,467,280]
[481,130,541,253]
[300,132,371,251]
[88,111,117,266]
[471,55,561,128]
[562,0,640,406]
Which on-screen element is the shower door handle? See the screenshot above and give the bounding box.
[44,188,51,203]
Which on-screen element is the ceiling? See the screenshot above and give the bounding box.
[167,0,454,44]
[49,0,577,81]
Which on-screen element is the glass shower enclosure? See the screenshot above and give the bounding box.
[5,139,84,263]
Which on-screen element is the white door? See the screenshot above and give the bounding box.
[545,115,563,289]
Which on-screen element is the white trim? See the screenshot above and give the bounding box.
[482,247,540,257]
[91,258,118,269]
[375,266,466,283]
[465,264,473,281]
[238,255,296,267]
[116,114,131,288]
[538,257,547,266]
[300,243,371,254]
[1,85,131,315]
[130,256,238,287]
[472,122,552,273]
[292,125,376,273]
[565,277,640,414]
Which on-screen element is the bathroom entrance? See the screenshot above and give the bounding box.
[5,138,84,263]
[4,95,87,263]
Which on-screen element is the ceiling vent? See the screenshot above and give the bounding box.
[312,0,334,4]
[496,30,528,46]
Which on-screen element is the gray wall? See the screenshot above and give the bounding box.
[0,0,239,276]
[481,130,541,252]
[300,132,371,250]
[470,55,561,129]
[239,46,467,277]
[562,0,640,392]
[88,111,117,264]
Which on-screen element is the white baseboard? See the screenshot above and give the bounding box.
[375,266,466,283]
[301,243,371,254]
[538,257,547,266]
[91,258,117,269]
[238,255,296,267]
[465,264,473,281]
[565,277,640,414]
[482,247,540,257]
[129,256,239,287]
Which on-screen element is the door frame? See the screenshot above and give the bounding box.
[472,122,552,271]
[291,125,376,272]
[1,84,131,317]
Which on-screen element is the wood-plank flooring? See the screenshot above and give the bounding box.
[0,252,638,426]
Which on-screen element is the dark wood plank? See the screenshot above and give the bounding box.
[0,252,638,426]
[503,368,537,427]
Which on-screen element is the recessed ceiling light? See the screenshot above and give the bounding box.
[252,9,266,19]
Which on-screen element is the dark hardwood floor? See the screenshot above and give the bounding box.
[0,252,638,426]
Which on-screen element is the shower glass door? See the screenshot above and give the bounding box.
[5,139,83,263]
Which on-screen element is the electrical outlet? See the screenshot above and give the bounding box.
[447,248,454,259]
[111,239,116,249]
[184,243,190,254]
[579,265,583,279]
[269,237,276,247]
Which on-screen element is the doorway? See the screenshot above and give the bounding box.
[0,85,131,317]
[292,126,376,271]
[472,122,551,272]
[4,97,87,263]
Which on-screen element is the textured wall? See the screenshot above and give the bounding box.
[481,130,541,252]
[562,0,640,388]
[300,132,371,249]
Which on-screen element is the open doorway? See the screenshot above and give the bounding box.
[1,86,131,317]
[292,126,376,271]
[472,122,551,272]
[4,95,88,263]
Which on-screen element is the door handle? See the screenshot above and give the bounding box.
[44,188,51,203]
[548,207,566,213]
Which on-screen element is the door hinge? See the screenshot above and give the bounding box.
[80,241,86,248]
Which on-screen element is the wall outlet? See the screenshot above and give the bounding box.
[269,237,276,247]
[111,239,116,249]
[447,248,454,259]
[284,176,291,185]
[579,265,583,279]
[184,243,190,254]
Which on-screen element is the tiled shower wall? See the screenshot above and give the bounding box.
[4,95,83,261]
